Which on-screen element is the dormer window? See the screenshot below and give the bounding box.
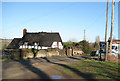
[34,43,37,45]
[34,42,39,46]
[24,42,28,45]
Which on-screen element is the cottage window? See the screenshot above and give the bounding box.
[28,46,32,48]
[24,42,28,45]
[77,53,79,55]
[23,45,25,48]
[34,42,39,46]
[74,52,76,54]
[23,42,28,48]
[20,46,22,48]
[35,46,38,49]
[31,46,34,48]
[38,46,41,49]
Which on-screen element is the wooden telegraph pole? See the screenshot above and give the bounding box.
[105,0,109,42]
[105,0,109,60]
[110,0,115,54]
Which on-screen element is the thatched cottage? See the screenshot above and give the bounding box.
[7,29,63,49]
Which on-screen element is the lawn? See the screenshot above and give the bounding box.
[44,58,120,80]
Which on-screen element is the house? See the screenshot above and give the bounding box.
[7,29,63,49]
[72,47,83,55]
[73,49,83,55]
[65,47,83,56]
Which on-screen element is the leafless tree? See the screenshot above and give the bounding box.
[95,36,100,43]
[113,36,116,40]
[67,38,77,43]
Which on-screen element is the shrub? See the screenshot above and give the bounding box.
[79,40,92,55]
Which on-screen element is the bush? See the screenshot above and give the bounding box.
[79,40,92,55]
[63,42,73,48]
[90,51,96,56]
[63,40,94,55]
[63,42,80,48]
[94,42,99,50]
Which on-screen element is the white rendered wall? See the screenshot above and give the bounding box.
[28,46,32,49]
[51,41,63,49]
[59,42,63,49]
[19,42,63,49]
[52,41,57,48]
[38,46,41,49]
[20,45,22,49]
[42,47,49,49]
[23,45,25,48]
[31,46,34,48]
[35,46,38,49]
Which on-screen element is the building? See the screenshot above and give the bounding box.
[73,49,83,55]
[72,47,83,55]
[65,47,83,56]
[7,29,63,49]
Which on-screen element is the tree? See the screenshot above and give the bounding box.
[63,42,73,48]
[75,43,79,47]
[94,42,99,50]
[63,42,80,49]
[32,48,39,58]
[94,36,100,50]
[67,38,77,42]
[113,36,116,41]
[72,42,79,47]
[95,36,100,44]
[79,40,92,54]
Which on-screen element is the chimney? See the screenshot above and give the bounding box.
[23,28,27,36]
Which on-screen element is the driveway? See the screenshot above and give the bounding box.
[2,56,98,80]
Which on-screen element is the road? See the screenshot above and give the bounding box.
[2,56,98,79]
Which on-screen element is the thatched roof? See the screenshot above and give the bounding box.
[7,32,63,49]
[7,38,22,49]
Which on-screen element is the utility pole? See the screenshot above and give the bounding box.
[105,0,109,42]
[84,29,85,40]
[105,0,109,60]
[110,0,115,54]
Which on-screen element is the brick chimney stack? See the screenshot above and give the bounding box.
[23,28,27,36]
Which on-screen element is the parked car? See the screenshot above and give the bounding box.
[95,50,105,56]
[108,44,120,57]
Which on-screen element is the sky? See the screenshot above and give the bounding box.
[2,2,119,42]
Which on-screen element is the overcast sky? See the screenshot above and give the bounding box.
[2,2,119,42]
